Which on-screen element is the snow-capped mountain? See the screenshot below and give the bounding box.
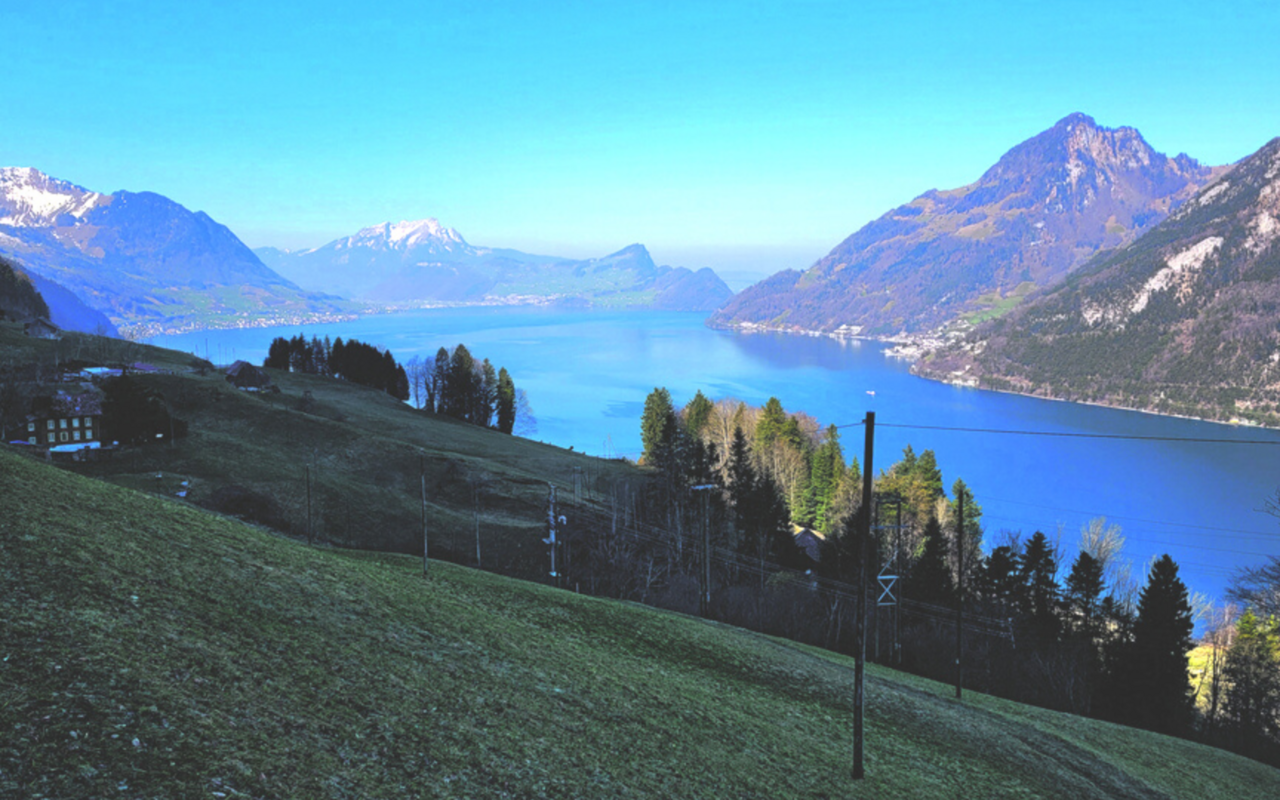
[0,167,347,332]
[0,167,105,227]
[257,223,733,311]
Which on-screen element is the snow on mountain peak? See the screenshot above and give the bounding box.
[0,166,104,227]
[340,218,467,251]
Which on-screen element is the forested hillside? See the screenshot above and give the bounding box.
[919,136,1280,425]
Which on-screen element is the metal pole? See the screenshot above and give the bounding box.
[955,490,965,701]
[548,484,559,587]
[853,410,874,781]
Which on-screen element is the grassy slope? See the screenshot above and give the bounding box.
[1,323,639,580]
[3,450,1277,799]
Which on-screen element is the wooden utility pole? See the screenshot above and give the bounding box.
[955,490,965,700]
[305,464,314,546]
[853,410,874,781]
[692,484,716,617]
[427,455,437,573]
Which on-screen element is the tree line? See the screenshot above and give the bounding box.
[264,336,533,435]
[612,387,1279,762]
[264,335,409,400]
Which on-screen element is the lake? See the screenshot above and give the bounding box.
[152,306,1280,605]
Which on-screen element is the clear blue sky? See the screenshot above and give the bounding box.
[3,1,1277,280]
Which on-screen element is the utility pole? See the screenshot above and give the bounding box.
[853,410,874,781]
[543,484,559,587]
[305,464,313,546]
[427,453,437,576]
[955,490,965,701]
[894,499,903,666]
[692,484,717,617]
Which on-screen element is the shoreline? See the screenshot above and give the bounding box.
[710,319,1277,433]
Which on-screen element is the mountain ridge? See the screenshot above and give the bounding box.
[709,113,1227,335]
[916,135,1280,425]
[258,223,734,311]
[0,167,350,334]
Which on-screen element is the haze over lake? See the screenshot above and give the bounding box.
[154,307,1280,604]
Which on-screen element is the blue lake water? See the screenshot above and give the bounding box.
[153,307,1280,605]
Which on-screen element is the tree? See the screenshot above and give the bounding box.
[1064,551,1105,640]
[514,389,536,437]
[753,396,787,454]
[1222,609,1280,748]
[640,387,676,465]
[431,347,450,414]
[444,344,478,421]
[1126,554,1195,734]
[496,367,516,434]
[908,515,955,607]
[1229,556,1280,619]
[478,359,498,427]
[683,390,713,438]
[1019,531,1061,641]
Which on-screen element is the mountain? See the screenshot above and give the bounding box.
[917,136,1280,425]
[0,167,348,334]
[258,223,734,311]
[0,253,117,335]
[709,113,1226,335]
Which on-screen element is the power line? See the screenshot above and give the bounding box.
[864,421,1280,446]
[980,495,1280,540]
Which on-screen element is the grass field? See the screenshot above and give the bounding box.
[1,323,641,582]
[3,449,1277,799]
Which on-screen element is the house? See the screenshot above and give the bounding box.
[23,317,59,339]
[25,393,103,449]
[81,366,124,381]
[225,360,273,391]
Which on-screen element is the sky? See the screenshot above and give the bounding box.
[3,1,1278,283]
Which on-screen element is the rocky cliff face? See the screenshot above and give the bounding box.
[918,137,1280,425]
[709,114,1224,335]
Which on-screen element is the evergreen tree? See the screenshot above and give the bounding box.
[640,387,676,465]
[1065,551,1105,640]
[479,359,498,427]
[914,449,944,501]
[683,390,713,438]
[978,544,1021,611]
[496,367,516,434]
[754,396,787,453]
[1222,609,1280,747]
[431,347,449,413]
[444,344,477,421]
[1125,554,1195,734]
[1018,531,1061,640]
[909,515,956,607]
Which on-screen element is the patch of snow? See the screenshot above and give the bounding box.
[1131,236,1222,315]
[0,166,104,227]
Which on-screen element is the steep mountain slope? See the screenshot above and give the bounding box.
[918,137,1280,425]
[710,114,1224,335]
[0,167,348,333]
[259,223,734,311]
[0,252,116,334]
[5,448,1277,798]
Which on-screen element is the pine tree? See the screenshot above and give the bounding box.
[431,347,449,413]
[444,344,477,421]
[640,387,676,465]
[496,367,516,434]
[1065,551,1105,640]
[978,544,1021,611]
[909,515,955,607]
[1018,531,1061,641]
[1125,554,1195,734]
[754,397,787,453]
[683,390,713,438]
